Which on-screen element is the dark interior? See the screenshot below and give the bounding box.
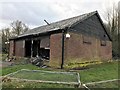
[39,48,50,60]
[25,39,50,60]
[25,40,31,57]
[33,40,40,57]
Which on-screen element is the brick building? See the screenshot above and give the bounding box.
[9,11,112,68]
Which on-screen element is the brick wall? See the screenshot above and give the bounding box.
[49,33,62,68]
[49,32,112,68]
[64,32,112,65]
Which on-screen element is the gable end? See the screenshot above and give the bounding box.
[69,12,112,41]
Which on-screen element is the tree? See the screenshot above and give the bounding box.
[104,3,119,58]
[1,20,29,53]
[1,28,11,53]
[11,20,29,36]
[118,1,120,58]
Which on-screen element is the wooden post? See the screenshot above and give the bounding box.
[61,30,65,69]
[36,40,40,57]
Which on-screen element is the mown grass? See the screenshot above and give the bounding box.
[2,80,75,88]
[1,59,119,88]
[8,70,78,82]
[2,61,119,82]
[1,64,50,76]
[79,61,119,83]
[87,80,120,88]
[2,79,120,88]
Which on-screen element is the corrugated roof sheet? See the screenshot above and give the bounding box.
[18,11,97,37]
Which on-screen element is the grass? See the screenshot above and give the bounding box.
[8,70,78,82]
[2,64,75,88]
[2,79,119,88]
[2,80,75,88]
[2,61,119,81]
[79,61,119,83]
[1,58,119,88]
[87,80,120,88]
[1,64,51,76]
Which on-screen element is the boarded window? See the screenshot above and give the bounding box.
[83,35,91,44]
[101,34,107,46]
[101,40,106,46]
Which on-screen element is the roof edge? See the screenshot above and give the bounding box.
[95,12,112,41]
[69,11,98,28]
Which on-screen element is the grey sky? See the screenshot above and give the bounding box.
[0,0,119,29]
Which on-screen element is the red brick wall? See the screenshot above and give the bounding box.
[14,40,25,57]
[64,32,112,64]
[99,41,112,59]
[49,32,112,68]
[49,33,62,68]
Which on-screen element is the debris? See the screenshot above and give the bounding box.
[31,56,48,67]
[2,77,11,82]
[82,84,90,90]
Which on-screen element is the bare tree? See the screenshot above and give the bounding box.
[104,3,119,58]
[2,28,11,53]
[118,1,120,58]
[11,20,29,36]
[1,20,29,53]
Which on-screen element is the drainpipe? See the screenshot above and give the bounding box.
[61,29,65,69]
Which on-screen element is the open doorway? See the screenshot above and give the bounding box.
[25,40,41,57]
[25,37,50,60]
[25,40,31,57]
[33,40,40,57]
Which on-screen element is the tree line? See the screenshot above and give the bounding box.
[1,20,29,53]
[105,3,120,58]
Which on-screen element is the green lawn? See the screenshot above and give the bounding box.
[8,70,78,82]
[2,80,75,88]
[1,60,119,88]
[79,61,119,83]
[2,65,77,88]
[1,64,53,76]
[86,80,119,88]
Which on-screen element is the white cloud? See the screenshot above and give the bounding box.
[0,19,11,29]
[0,0,119,29]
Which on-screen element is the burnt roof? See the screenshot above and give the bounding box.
[18,11,97,37]
[11,11,111,41]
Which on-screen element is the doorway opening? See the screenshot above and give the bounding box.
[25,40,31,57]
[33,40,40,57]
[25,39,50,60]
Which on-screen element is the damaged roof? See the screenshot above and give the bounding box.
[18,11,98,37]
[12,11,111,41]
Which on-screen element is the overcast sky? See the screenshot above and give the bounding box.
[0,0,119,30]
